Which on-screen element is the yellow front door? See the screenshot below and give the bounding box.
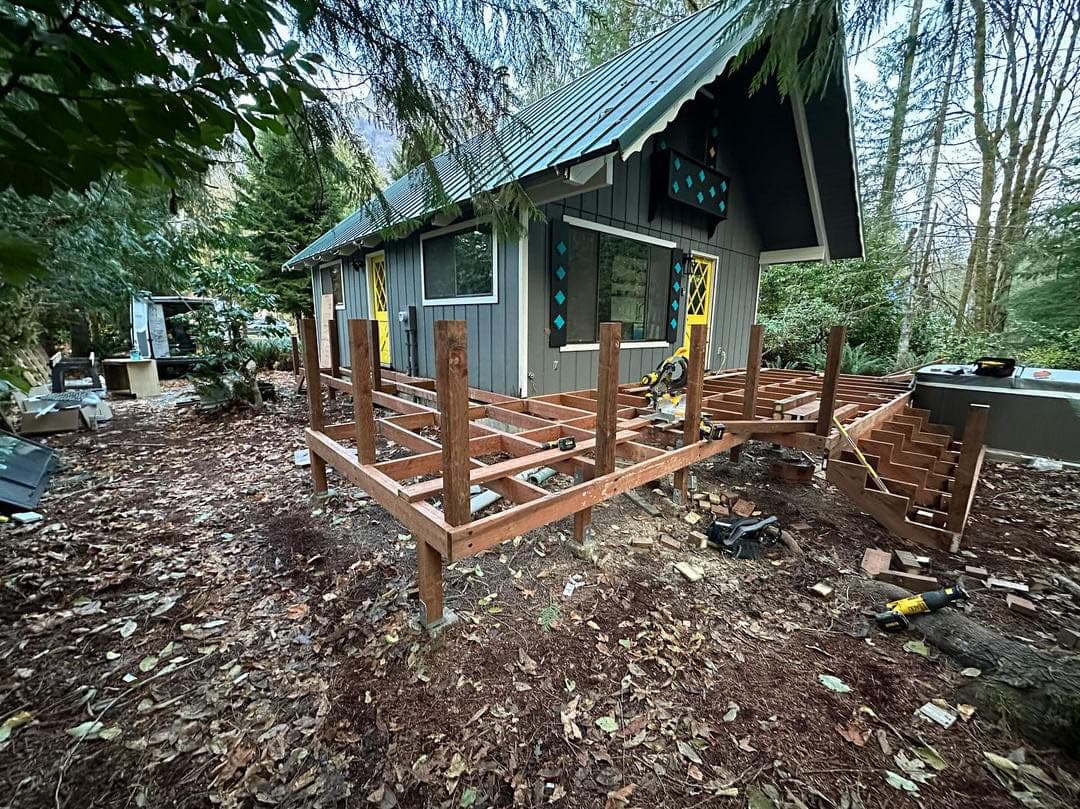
[683,254,715,352]
[367,252,391,364]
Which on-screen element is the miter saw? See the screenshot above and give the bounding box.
[640,348,724,440]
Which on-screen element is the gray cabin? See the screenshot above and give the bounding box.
[286,4,862,397]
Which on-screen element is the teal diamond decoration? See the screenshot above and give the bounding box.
[673,156,681,170]
[670,317,678,330]
[711,126,718,137]
[672,181,680,193]
[671,300,679,311]
[685,174,693,187]
[696,191,704,204]
[673,280,680,292]
[556,240,567,255]
[674,261,682,274]
[661,139,668,150]
[708,185,716,198]
[719,200,726,213]
[554,289,565,305]
[720,180,727,192]
[555,265,566,280]
[698,170,705,182]
[553,314,565,330]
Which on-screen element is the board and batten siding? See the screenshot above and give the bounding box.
[525,98,763,396]
[380,230,520,395]
[312,255,369,368]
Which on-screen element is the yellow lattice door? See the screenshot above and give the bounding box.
[367,252,391,364]
[683,255,715,352]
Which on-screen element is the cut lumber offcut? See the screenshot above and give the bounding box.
[1054,575,1080,602]
[986,577,1030,593]
[861,548,892,578]
[1006,594,1038,617]
[876,569,940,592]
[855,578,1080,756]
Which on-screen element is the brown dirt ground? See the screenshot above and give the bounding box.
[1,372,1078,809]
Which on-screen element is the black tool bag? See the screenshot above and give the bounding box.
[707,515,781,560]
[973,357,1016,378]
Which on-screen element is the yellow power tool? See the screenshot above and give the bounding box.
[875,584,968,632]
[641,346,690,408]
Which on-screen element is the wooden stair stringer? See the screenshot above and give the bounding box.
[826,459,960,552]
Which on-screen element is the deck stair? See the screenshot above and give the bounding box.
[826,405,988,551]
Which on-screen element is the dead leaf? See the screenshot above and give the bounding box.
[605,784,637,809]
[287,603,310,620]
[677,739,703,764]
[836,722,868,747]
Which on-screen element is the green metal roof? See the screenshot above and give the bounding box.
[286,2,755,267]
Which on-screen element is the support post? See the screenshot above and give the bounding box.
[300,317,328,494]
[575,322,620,542]
[369,319,383,392]
[946,403,989,535]
[674,323,707,499]
[422,320,470,627]
[348,319,377,465]
[730,323,764,463]
[326,317,341,401]
[290,333,301,379]
[816,324,846,437]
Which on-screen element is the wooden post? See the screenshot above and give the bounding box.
[730,323,764,463]
[300,317,328,494]
[946,403,989,535]
[816,324,846,436]
[674,323,707,499]
[326,317,341,401]
[348,319,377,465]
[575,322,621,541]
[290,333,301,378]
[369,319,383,392]
[420,320,470,626]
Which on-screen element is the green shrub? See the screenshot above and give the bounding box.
[248,336,294,371]
[939,322,1080,370]
[799,342,890,375]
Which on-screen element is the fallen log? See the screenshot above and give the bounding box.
[855,579,1080,757]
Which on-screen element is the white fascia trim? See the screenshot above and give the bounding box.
[563,215,678,249]
[564,154,612,185]
[517,209,530,398]
[618,30,755,159]
[791,86,830,263]
[419,218,499,306]
[560,340,670,353]
[759,247,827,265]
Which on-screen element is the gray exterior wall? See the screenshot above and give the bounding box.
[525,97,762,395]
[382,233,520,394]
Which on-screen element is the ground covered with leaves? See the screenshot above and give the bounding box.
[2,373,1079,808]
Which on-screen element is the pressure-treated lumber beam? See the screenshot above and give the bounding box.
[675,323,706,498]
[730,323,764,462]
[348,320,377,464]
[946,403,989,535]
[301,318,328,494]
[436,321,471,526]
[816,324,846,437]
[575,323,620,542]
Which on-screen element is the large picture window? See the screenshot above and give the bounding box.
[421,223,496,304]
[565,224,671,343]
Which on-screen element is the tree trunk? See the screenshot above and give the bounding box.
[877,0,925,219]
[857,580,1080,756]
[897,7,958,358]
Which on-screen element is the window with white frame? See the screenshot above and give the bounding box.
[421,223,496,304]
[565,224,671,343]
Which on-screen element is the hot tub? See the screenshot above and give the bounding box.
[913,364,1080,461]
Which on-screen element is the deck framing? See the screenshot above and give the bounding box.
[298,317,945,626]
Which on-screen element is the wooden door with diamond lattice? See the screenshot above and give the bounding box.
[367,252,391,364]
[683,255,716,353]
